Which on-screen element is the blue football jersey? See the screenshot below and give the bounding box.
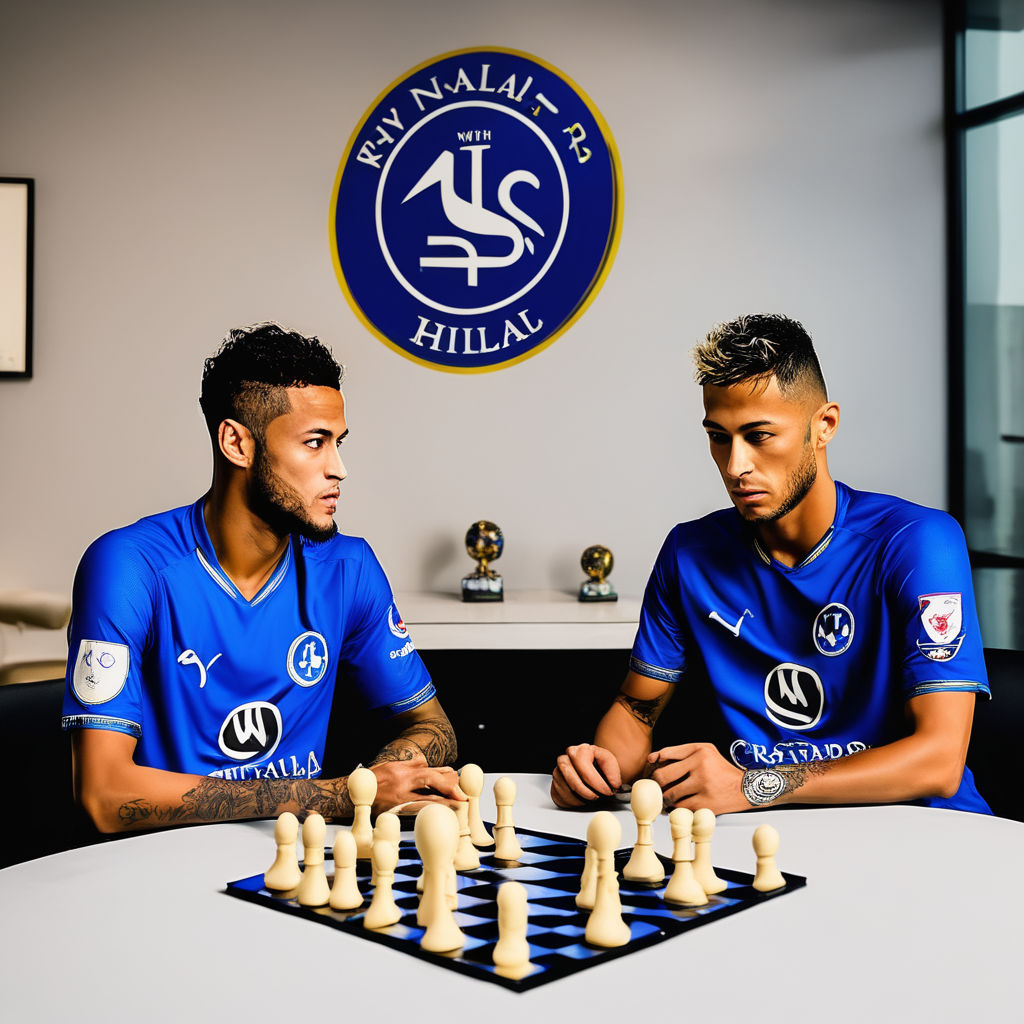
[631,482,991,813]
[61,499,435,780]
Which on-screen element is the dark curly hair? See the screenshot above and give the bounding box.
[692,313,827,402]
[200,322,344,441]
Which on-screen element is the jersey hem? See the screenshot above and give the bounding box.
[628,657,682,683]
[61,714,142,737]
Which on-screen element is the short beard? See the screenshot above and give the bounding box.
[250,445,337,544]
[751,445,817,524]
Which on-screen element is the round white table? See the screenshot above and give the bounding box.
[2,774,1021,1022]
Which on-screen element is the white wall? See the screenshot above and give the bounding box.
[0,0,945,601]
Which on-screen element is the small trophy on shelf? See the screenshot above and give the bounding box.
[462,520,504,602]
[579,544,617,602]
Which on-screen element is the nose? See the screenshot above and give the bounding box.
[329,446,347,482]
[725,440,753,481]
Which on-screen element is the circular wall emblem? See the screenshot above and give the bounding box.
[287,631,329,687]
[813,602,855,657]
[764,662,825,731]
[330,48,622,373]
[218,702,283,763]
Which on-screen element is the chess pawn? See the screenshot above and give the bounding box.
[264,811,301,892]
[664,808,707,906]
[348,767,377,860]
[584,811,631,948]
[691,808,727,895]
[296,814,331,907]
[492,881,532,978]
[371,812,401,886]
[752,824,786,892]
[575,843,598,910]
[492,776,524,861]
[329,829,364,911]
[454,799,480,871]
[364,835,402,929]
[622,779,665,883]
[459,763,494,847]
[414,804,464,953]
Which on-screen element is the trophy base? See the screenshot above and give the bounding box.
[462,576,503,602]
[579,580,617,603]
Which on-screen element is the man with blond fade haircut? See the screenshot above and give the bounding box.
[553,313,991,814]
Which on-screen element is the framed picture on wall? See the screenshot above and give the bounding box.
[0,178,33,379]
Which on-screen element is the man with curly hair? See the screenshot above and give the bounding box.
[63,323,463,831]
[552,314,991,815]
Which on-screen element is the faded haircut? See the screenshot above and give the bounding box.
[200,322,344,442]
[693,313,827,402]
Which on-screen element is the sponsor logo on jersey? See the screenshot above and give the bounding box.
[813,602,854,657]
[176,648,222,689]
[72,639,130,705]
[390,639,416,660]
[287,631,329,686]
[218,701,283,762]
[708,607,753,637]
[330,48,621,373]
[764,662,825,730]
[209,749,322,780]
[731,738,869,767]
[917,592,965,661]
[388,602,409,639]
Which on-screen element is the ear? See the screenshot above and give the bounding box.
[217,418,256,469]
[814,402,840,448]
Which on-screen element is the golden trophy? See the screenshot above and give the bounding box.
[462,520,504,602]
[579,544,617,602]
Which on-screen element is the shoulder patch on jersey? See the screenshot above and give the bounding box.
[388,601,409,639]
[813,603,854,657]
[917,593,965,661]
[72,640,130,705]
[287,631,329,686]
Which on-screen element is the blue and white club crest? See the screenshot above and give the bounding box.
[287,631,329,687]
[331,48,622,372]
[813,602,854,657]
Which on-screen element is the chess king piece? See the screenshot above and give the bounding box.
[579,544,617,602]
[752,824,786,892]
[462,520,504,602]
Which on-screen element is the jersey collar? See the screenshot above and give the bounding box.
[189,497,293,606]
[750,481,850,572]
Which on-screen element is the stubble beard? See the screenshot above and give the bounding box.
[747,444,818,525]
[251,446,338,544]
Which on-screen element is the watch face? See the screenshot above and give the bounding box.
[743,768,786,805]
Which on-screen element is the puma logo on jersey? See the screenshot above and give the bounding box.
[708,608,753,637]
[177,649,223,689]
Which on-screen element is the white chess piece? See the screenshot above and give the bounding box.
[295,814,330,907]
[691,808,727,895]
[329,830,363,911]
[575,843,598,910]
[348,767,377,860]
[752,824,786,892]
[414,804,464,952]
[459,764,494,847]
[622,779,665,883]
[584,811,631,948]
[364,835,402,929]
[493,881,532,978]
[454,799,480,871]
[663,808,707,906]
[264,811,301,891]
[492,776,524,861]
[371,811,400,886]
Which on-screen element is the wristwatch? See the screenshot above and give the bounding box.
[741,767,787,806]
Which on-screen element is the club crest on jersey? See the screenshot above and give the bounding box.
[388,602,409,639]
[218,702,283,762]
[72,639,130,704]
[330,47,622,373]
[286,631,329,687]
[917,593,965,661]
[764,662,825,731]
[813,602,854,657]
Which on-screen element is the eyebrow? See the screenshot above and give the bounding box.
[701,419,776,431]
[305,427,349,440]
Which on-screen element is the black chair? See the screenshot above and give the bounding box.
[967,648,1024,821]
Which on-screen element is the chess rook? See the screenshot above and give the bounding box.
[752,824,786,892]
[691,808,727,895]
[492,776,524,861]
[622,778,665,883]
[264,811,301,892]
[459,763,494,847]
[664,808,707,906]
[295,813,330,907]
[329,829,363,910]
[348,766,377,860]
[584,811,631,948]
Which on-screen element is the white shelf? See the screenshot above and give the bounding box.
[395,589,640,650]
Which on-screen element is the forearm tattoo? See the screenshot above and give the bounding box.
[741,761,834,806]
[369,716,457,768]
[615,692,667,728]
[116,776,350,830]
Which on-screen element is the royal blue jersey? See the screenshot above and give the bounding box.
[61,499,434,780]
[631,482,991,813]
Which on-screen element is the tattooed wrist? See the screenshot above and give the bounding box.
[742,761,833,806]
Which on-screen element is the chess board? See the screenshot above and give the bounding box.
[225,824,806,992]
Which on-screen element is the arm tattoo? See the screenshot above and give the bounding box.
[369,716,458,768]
[742,761,834,806]
[615,692,667,728]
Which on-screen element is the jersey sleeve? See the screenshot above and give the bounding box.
[61,531,157,738]
[630,529,688,683]
[339,542,435,715]
[882,510,990,701]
